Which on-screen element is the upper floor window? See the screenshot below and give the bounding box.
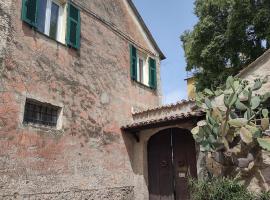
[36,0,64,41]
[21,0,80,49]
[130,44,157,89]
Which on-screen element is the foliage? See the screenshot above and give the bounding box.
[189,177,270,200]
[181,0,270,91]
[257,191,270,200]
[192,76,270,154]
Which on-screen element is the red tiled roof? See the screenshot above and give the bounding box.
[132,99,196,115]
[122,110,204,130]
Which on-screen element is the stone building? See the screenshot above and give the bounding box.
[0,0,176,199]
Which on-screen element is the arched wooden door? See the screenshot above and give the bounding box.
[148,128,197,200]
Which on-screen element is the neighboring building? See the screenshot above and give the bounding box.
[185,76,196,100]
[0,0,167,199]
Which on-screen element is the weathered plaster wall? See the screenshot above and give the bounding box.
[76,0,156,54]
[0,0,161,199]
[0,0,12,66]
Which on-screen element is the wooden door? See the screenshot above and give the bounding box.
[148,128,197,200]
[172,128,197,200]
[148,129,174,200]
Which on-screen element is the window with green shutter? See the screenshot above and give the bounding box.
[66,3,81,49]
[149,57,157,89]
[21,0,67,44]
[130,44,137,81]
[21,0,38,27]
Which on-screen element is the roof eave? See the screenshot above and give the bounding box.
[126,0,166,60]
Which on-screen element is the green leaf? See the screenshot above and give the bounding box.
[204,88,214,96]
[208,134,217,144]
[257,138,270,151]
[239,127,253,144]
[205,98,212,109]
[225,93,237,108]
[245,125,262,138]
[212,125,219,136]
[228,118,248,127]
[262,109,269,118]
[197,120,207,127]
[224,88,233,95]
[207,115,217,126]
[214,89,223,96]
[200,141,212,152]
[235,100,247,111]
[243,90,249,97]
[251,96,260,110]
[233,80,240,90]
[252,79,262,91]
[226,76,234,89]
[244,109,252,120]
[191,126,200,135]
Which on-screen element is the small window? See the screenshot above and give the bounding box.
[129,44,157,89]
[23,99,60,127]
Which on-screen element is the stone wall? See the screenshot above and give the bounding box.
[232,49,270,193]
[0,0,162,199]
[2,186,134,200]
[0,0,12,66]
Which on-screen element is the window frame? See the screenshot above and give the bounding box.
[138,58,144,83]
[22,98,63,130]
[21,0,79,47]
[43,0,65,42]
[136,51,151,87]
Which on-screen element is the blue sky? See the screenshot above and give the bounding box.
[132,0,198,104]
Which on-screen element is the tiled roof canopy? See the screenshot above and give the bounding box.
[122,100,205,131]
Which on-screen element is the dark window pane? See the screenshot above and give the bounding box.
[36,0,47,33]
[49,2,59,39]
[23,99,59,127]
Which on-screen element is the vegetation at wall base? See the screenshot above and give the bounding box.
[189,177,270,200]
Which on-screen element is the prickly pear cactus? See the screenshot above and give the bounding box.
[192,76,270,174]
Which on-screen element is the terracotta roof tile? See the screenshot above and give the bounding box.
[132,99,196,115]
[122,110,204,130]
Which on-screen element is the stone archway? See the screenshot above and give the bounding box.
[147,128,197,200]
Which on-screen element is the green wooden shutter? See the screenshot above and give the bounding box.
[149,57,157,89]
[130,44,137,80]
[66,3,81,49]
[21,0,38,27]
